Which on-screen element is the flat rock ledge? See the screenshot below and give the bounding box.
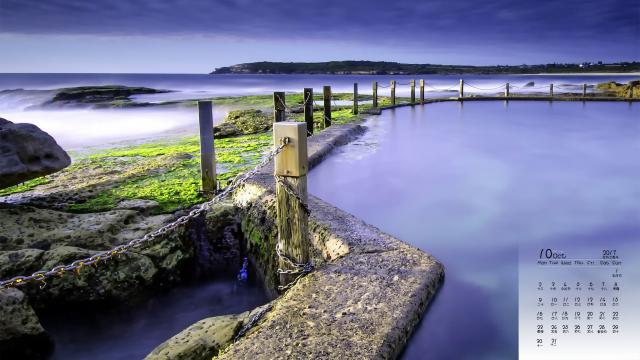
[221,123,444,359]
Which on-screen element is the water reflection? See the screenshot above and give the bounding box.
[308,101,639,359]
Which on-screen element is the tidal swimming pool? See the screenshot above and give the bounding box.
[308,101,640,359]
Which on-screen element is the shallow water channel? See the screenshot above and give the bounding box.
[41,276,268,360]
[308,101,640,359]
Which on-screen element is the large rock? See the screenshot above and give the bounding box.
[0,288,53,359]
[0,118,71,189]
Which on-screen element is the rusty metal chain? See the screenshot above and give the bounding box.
[275,242,314,291]
[0,141,289,290]
[274,175,310,215]
[233,303,274,342]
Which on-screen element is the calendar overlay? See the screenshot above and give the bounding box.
[519,246,640,360]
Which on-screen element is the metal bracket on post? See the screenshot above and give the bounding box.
[273,122,310,291]
[198,101,216,195]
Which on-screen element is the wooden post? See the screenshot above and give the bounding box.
[390,80,396,105]
[303,88,314,136]
[352,83,358,115]
[323,86,331,128]
[550,83,554,97]
[583,84,587,98]
[419,79,425,104]
[273,92,286,122]
[459,79,464,98]
[372,81,378,108]
[410,80,416,104]
[505,83,510,97]
[273,122,309,289]
[198,101,216,194]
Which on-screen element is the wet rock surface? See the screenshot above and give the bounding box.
[0,118,71,189]
[0,288,53,359]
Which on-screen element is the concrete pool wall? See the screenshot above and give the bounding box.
[222,122,445,358]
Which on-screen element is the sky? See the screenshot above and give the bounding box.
[0,0,638,73]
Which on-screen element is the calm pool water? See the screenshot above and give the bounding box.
[308,101,640,360]
[40,276,268,360]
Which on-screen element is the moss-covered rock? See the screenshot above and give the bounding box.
[213,110,271,138]
[596,80,640,98]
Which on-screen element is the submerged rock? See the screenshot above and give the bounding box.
[145,313,246,360]
[145,304,271,360]
[45,85,169,107]
[0,288,53,359]
[0,118,71,189]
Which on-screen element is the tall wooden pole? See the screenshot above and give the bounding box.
[390,80,396,105]
[198,101,216,194]
[352,83,359,115]
[372,81,378,108]
[303,88,314,136]
[410,80,416,104]
[505,83,510,97]
[273,92,286,122]
[583,84,587,98]
[550,83,554,97]
[459,79,464,98]
[420,79,425,104]
[323,86,331,128]
[274,122,309,289]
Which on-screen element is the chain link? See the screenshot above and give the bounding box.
[0,141,289,290]
[275,242,314,291]
[233,303,274,342]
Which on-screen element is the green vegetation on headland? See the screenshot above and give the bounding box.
[211,60,640,75]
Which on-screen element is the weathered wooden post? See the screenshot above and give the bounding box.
[323,86,331,128]
[459,79,464,98]
[273,122,309,288]
[372,81,378,108]
[550,83,554,97]
[420,79,425,104]
[583,84,587,98]
[390,80,396,105]
[198,101,216,194]
[273,92,286,122]
[352,83,358,115]
[303,88,314,136]
[505,83,510,97]
[410,80,416,104]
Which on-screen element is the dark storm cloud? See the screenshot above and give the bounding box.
[1,0,638,53]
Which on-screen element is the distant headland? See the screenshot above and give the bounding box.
[210,61,640,75]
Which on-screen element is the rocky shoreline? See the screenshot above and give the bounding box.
[1,79,638,359]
